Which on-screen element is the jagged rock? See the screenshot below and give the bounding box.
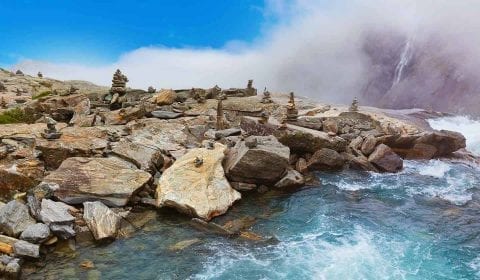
[307,148,345,170]
[240,116,347,153]
[104,106,145,125]
[213,128,242,140]
[38,199,76,239]
[361,135,377,156]
[155,143,241,220]
[224,135,290,185]
[414,130,466,157]
[0,201,36,237]
[111,140,164,172]
[13,240,40,258]
[36,126,109,169]
[26,195,41,220]
[368,144,403,172]
[322,119,338,134]
[274,169,305,188]
[83,201,122,240]
[42,157,151,207]
[151,89,176,105]
[230,182,257,191]
[19,223,50,244]
[150,110,183,119]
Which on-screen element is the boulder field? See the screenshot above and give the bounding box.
[0,75,469,278]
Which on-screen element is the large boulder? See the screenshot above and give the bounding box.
[224,135,290,184]
[155,143,241,220]
[240,116,347,153]
[368,144,403,173]
[83,201,122,240]
[0,201,36,237]
[414,130,466,157]
[35,126,109,169]
[274,169,305,188]
[151,89,176,106]
[307,148,345,170]
[42,157,152,207]
[111,140,164,173]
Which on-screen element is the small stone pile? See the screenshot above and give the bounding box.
[41,116,62,140]
[110,69,128,95]
[349,97,359,112]
[37,72,43,78]
[147,86,156,93]
[286,92,298,121]
[261,88,273,104]
[15,70,24,76]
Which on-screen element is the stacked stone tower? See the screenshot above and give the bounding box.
[110,69,128,95]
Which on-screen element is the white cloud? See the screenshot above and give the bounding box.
[12,0,480,104]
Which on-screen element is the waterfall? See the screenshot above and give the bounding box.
[392,40,413,86]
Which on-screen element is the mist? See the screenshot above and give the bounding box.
[12,0,480,108]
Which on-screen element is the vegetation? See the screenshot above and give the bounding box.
[32,90,52,100]
[0,108,35,124]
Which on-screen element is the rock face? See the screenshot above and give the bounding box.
[19,223,50,244]
[224,135,290,185]
[368,144,403,172]
[83,201,122,240]
[156,143,241,220]
[42,157,151,207]
[0,201,36,237]
[307,148,345,170]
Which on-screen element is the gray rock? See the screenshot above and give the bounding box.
[3,257,21,279]
[13,240,40,258]
[39,199,75,226]
[368,144,403,173]
[50,224,76,239]
[214,128,242,140]
[19,223,50,244]
[274,170,305,188]
[224,135,290,184]
[151,110,183,119]
[361,135,377,156]
[83,201,122,240]
[26,195,41,220]
[0,201,36,237]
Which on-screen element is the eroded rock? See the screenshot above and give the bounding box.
[156,143,240,220]
[0,201,36,237]
[83,201,122,241]
[368,144,403,172]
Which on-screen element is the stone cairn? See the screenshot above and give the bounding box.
[193,88,206,103]
[216,92,227,130]
[147,86,156,93]
[15,70,24,76]
[109,69,129,108]
[41,116,62,140]
[246,79,257,96]
[261,87,273,104]
[0,82,6,92]
[349,97,359,112]
[15,89,22,96]
[286,92,298,121]
[37,72,43,78]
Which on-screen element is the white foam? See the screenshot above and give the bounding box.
[418,160,451,178]
[428,116,480,156]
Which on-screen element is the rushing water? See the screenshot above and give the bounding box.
[30,117,480,280]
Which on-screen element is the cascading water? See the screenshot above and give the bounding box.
[392,40,413,87]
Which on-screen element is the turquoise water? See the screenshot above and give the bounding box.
[30,160,480,280]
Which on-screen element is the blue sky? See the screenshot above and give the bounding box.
[0,0,278,66]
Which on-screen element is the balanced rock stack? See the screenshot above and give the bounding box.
[0,82,6,92]
[110,69,129,95]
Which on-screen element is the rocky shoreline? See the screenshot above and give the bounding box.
[0,70,468,278]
